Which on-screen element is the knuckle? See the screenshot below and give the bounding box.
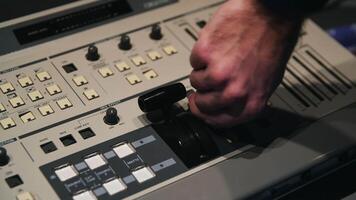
[222,88,247,103]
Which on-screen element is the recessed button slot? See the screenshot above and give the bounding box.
[40,141,57,154]
[60,134,76,146]
[5,174,23,188]
[79,128,95,139]
[62,63,78,73]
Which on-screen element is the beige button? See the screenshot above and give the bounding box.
[73,75,88,86]
[16,192,35,200]
[0,103,6,113]
[56,98,72,110]
[126,74,142,85]
[28,90,43,102]
[83,89,99,100]
[9,96,25,108]
[162,45,178,55]
[0,82,15,94]
[147,51,162,61]
[46,84,62,96]
[0,117,16,130]
[115,62,131,72]
[98,67,114,78]
[38,105,54,116]
[36,71,51,82]
[143,69,158,80]
[20,111,36,123]
[131,56,146,66]
[18,77,33,87]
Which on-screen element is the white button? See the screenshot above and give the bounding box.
[125,74,142,85]
[16,192,35,200]
[115,62,130,72]
[38,105,54,116]
[20,112,36,123]
[162,45,178,55]
[132,167,155,183]
[83,89,99,100]
[46,84,62,96]
[73,76,88,86]
[0,117,16,130]
[18,77,33,87]
[55,165,78,182]
[84,154,107,170]
[113,143,135,158]
[73,191,96,200]
[9,96,25,108]
[36,71,51,82]
[56,98,73,110]
[103,178,126,195]
[0,103,6,113]
[0,82,15,94]
[98,67,114,78]
[147,51,162,61]
[28,90,43,102]
[131,56,146,66]
[143,69,158,80]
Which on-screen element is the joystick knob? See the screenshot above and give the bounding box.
[119,35,132,50]
[104,107,120,125]
[86,45,100,61]
[0,147,10,166]
[150,24,163,40]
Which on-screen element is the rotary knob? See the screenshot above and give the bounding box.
[104,107,120,125]
[150,24,163,40]
[86,45,100,61]
[0,147,10,166]
[118,35,132,50]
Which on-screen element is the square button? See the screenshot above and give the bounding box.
[79,128,95,139]
[56,98,72,110]
[147,51,162,61]
[83,89,99,100]
[73,191,96,200]
[62,63,78,73]
[143,69,158,80]
[9,96,25,108]
[38,105,54,116]
[60,134,76,146]
[18,77,33,87]
[36,71,51,82]
[46,84,62,96]
[103,178,127,195]
[0,103,6,113]
[5,174,23,188]
[115,62,130,72]
[0,117,16,130]
[55,165,78,182]
[16,192,35,200]
[0,82,15,94]
[73,75,88,86]
[84,154,107,170]
[126,74,142,85]
[28,90,43,102]
[113,143,135,158]
[132,166,155,183]
[98,67,114,78]
[40,141,57,154]
[19,111,36,123]
[162,45,178,55]
[131,56,146,66]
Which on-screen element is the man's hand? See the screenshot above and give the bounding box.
[188,0,303,127]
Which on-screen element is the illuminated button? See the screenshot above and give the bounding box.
[28,90,44,102]
[143,69,158,80]
[147,51,162,61]
[0,82,15,94]
[132,166,155,183]
[0,117,16,130]
[113,143,135,158]
[38,105,54,116]
[115,62,130,72]
[56,98,72,110]
[84,154,107,170]
[0,103,6,113]
[36,71,51,82]
[125,74,142,85]
[162,45,178,55]
[73,76,88,86]
[19,112,36,123]
[9,96,25,108]
[73,191,96,200]
[98,67,114,78]
[83,89,99,100]
[46,84,62,96]
[18,77,33,87]
[131,56,146,66]
[55,165,78,182]
[16,192,35,200]
[103,178,126,195]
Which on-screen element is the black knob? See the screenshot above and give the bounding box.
[0,147,9,166]
[104,107,120,125]
[150,24,163,40]
[86,45,100,61]
[119,35,132,50]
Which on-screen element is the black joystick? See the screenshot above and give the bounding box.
[150,24,163,40]
[119,35,132,50]
[0,147,10,166]
[86,45,100,61]
[104,107,120,125]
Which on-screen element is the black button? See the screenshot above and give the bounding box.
[196,20,207,28]
[5,174,23,188]
[78,128,95,139]
[40,141,57,154]
[62,63,78,73]
[60,135,77,146]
